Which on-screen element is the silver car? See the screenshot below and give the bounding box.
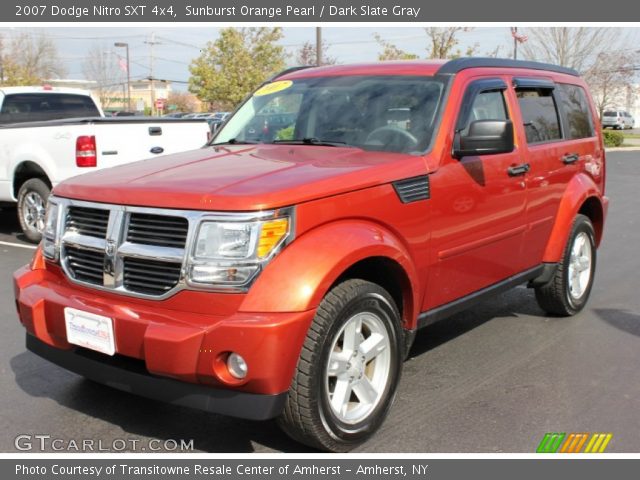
[602,110,635,129]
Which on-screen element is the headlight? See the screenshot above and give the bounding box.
[187,211,292,288]
[42,200,60,260]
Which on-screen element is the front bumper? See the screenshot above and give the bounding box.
[14,257,316,417]
[26,333,287,420]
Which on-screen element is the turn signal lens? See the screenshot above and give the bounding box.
[257,218,289,258]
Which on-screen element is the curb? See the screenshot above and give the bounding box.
[606,147,640,152]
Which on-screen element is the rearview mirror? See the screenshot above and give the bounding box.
[453,120,514,159]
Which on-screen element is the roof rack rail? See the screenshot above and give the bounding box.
[437,57,579,77]
[266,66,315,83]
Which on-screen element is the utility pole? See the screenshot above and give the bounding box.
[513,27,518,60]
[316,27,322,66]
[144,32,161,116]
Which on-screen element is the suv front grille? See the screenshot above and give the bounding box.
[126,213,189,248]
[65,245,105,285]
[123,257,183,295]
[59,201,193,299]
[65,206,110,238]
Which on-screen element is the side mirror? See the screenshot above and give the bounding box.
[453,119,514,159]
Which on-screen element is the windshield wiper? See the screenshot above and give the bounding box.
[211,138,259,146]
[272,137,351,147]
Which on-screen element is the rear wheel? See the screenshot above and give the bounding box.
[17,178,50,243]
[535,214,596,316]
[278,279,403,451]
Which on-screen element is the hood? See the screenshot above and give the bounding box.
[54,144,431,211]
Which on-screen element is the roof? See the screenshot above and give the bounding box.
[0,85,94,96]
[275,57,579,80]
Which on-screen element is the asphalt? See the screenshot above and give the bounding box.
[1,150,639,453]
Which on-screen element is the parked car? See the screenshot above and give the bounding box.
[14,59,608,451]
[602,110,635,129]
[0,86,210,241]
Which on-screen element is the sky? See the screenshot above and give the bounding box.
[1,26,638,91]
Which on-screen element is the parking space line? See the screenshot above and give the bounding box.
[0,240,37,250]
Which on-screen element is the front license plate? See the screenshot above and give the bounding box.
[64,307,115,356]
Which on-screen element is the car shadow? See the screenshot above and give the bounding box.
[0,206,31,243]
[408,286,547,358]
[10,285,547,453]
[9,352,315,453]
[594,308,640,338]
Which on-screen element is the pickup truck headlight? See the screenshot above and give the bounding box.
[42,200,60,261]
[187,210,293,288]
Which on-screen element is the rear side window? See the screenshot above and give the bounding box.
[516,88,561,144]
[557,84,595,139]
[0,93,100,123]
[603,111,617,117]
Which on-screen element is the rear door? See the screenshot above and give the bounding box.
[513,79,600,267]
[425,76,529,310]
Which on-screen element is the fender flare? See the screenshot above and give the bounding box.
[542,172,604,263]
[239,220,420,324]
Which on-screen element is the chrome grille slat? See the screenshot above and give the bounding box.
[64,246,105,285]
[126,213,188,248]
[65,206,110,238]
[123,258,182,295]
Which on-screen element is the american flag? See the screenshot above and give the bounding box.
[118,58,128,73]
[511,27,529,44]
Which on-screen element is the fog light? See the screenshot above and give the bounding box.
[227,353,248,379]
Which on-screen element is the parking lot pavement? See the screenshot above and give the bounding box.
[1,151,640,453]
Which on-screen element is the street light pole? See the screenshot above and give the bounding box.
[114,42,131,111]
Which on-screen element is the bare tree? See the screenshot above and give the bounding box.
[82,43,125,110]
[166,91,200,113]
[426,27,477,59]
[374,34,418,61]
[1,33,65,85]
[520,27,618,72]
[584,50,639,117]
[375,28,477,62]
[295,41,336,66]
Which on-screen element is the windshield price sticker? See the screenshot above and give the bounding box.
[254,80,293,97]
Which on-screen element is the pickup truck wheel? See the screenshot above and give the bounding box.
[535,214,596,316]
[278,279,403,451]
[17,178,50,243]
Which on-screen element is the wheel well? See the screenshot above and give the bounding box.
[579,197,604,246]
[332,257,414,329]
[13,162,51,198]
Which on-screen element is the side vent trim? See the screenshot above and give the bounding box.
[393,175,430,203]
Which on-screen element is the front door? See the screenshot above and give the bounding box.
[424,76,529,310]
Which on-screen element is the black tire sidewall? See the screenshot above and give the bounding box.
[17,178,50,243]
[316,289,403,445]
[564,217,597,312]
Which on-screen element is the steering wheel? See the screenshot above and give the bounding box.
[365,125,419,150]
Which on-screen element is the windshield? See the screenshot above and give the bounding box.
[213,75,445,154]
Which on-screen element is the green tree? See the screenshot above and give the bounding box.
[374,34,418,61]
[189,28,286,109]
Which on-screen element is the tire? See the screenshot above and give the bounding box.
[17,178,50,244]
[278,279,403,451]
[535,214,596,316]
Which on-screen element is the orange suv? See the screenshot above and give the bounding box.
[14,58,608,451]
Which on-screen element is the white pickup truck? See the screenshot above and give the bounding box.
[0,86,210,241]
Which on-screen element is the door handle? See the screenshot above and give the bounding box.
[562,153,579,164]
[507,163,530,177]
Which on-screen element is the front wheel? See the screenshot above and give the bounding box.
[17,178,50,244]
[278,279,403,451]
[535,214,596,316]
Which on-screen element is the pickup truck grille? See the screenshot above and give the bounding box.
[58,201,193,299]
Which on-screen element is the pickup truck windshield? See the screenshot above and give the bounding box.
[214,75,445,153]
[0,93,101,124]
